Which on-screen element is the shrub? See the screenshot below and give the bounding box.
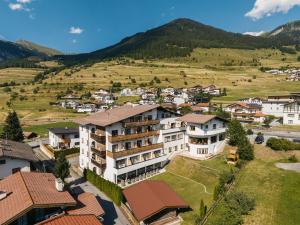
[246,129,253,135]
[84,169,122,206]
[288,155,298,162]
[266,137,300,151]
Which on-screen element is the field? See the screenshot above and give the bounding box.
[0,48,300,125]
[206,145,300,225]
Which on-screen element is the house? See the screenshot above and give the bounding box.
[239,97,263,105]
[38,214,102,225]
[75,104,229,186]
[195,102,218,112]
[120,88,134,96]
[0,139,37,179]
[122,180,189,225]
[202,85,221,96]
[283,101,300,125]
[48,127,80,150]
[225,102,262,123]
[77,103,98,113]
[23,131,38,140]
[177,114,227,159]
[61,100,80,109]
[0,172,104,225]
[262,94,300,117]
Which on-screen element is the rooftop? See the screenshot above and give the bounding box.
[38,214,102,225]
[123,180,189,221]
[48,127,79,135]
[0,172,76,225]
[0,139,37,162]
[177,113,225,124]
[74,104,160,127]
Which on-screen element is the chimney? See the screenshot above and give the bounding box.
[0,191,7,201]
[55,178,64,192]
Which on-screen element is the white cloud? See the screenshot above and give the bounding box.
[17,0,32,3]
[243,31,265,36]
[9,3,23,10]
[246,0,300,20]
[69,26,83,34]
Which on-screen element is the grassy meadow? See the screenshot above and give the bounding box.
[0,48,300,126]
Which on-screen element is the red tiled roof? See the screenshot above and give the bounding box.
[196,102,210,107]
[254,112,265,117]
[67,192,105,217]
[0,172,76,225]
[177,113,221,124]
[123,180,189,221]
[38,214,102,225]
[74,104,159,126]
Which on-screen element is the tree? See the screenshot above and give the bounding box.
[55,153,70,182]
[199,199,207,218]
[227,120,246,146]
[1,111,24,141]
[263,115,274,128]
[237,138,254,161]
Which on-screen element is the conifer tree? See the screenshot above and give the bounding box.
[1,111,24,141]
[55,153,70,182]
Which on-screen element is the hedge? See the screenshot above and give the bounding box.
[266,137,300,151]
[84,169,122,206]
[53,147,80,158]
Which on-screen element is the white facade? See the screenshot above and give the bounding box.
[184,118,226,159]
[49,129,80,150]
[283,102,300,125]
[0,157,31,179]
[262,95,296,117]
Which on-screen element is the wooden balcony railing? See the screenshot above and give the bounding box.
[108,130,159,143]
[91,147,106,158]
[90,133,106,144]
[123,119,160,128]
[91,158,106,168]
[95,129,105,136]
[107,143,163,159]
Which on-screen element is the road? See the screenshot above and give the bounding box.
[249,129,300,145]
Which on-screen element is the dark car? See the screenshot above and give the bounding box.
[255,134,264,144]
[293,138,300,143]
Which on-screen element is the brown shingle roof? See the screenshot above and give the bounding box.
[176,113,221,124]
[0,139,37,162]
[123,180,189,221]
[38,214,102,225]
[67,192,105,217]
[0,172,76,225]
[74,104,159,126]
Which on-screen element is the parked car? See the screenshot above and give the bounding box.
[255,134,264,144]
[293,138,300,143]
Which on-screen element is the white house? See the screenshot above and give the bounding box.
[0,139,37,179]
[75,105,228,186]
[48,127,80,150]
[177,114,227,159]
[262,95,297,117]
[283,101,300,125]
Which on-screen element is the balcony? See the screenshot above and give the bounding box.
[90,133,106,144]
[107,143,163,159]
[108,130,159,143]
[91,147,106,158]
[122,119,160,128]
[91,158,106,168]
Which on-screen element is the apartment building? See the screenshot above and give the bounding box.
[75,105,227,186]
[48,127,80,150]
[178,114,227,159]
[283,101,300,125]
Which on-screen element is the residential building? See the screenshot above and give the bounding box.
[48,127,80,150]
[283,101,300,125]
[262,94,300,117]
[76,103,98,113]
[0,139,37,179]
[122,180,189,225]
[177,114,227,159]
[225,102,263,123]
[0,172,104,225]
[38,214,102,225]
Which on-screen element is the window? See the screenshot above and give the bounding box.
[219,134,225,141]
[125,128,131,135]
[211,136,217,143]
[75,142,80,146]
[112,144,118,152]
[169,147,172,153]
[171,123,176,128]
[171,135,177,141]
[0,159,6,164]
[181,144,184,149]
[288,114,295,118]
[75,134,79,138]
[205,125,209,129]
[125,142,131,150]
[137,140,142,147]
[178,134,183,139]
[112,130,118,136]
[288,120,293,124]
[164,136,171,142]
[147,115,153,120]
[174,146,178,151]
[213,124,217,129]
[190,125,195,131]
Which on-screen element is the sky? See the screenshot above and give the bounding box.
[1,0,300,53]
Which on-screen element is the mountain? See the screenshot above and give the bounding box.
[16,40,62,56]
[58,18,287,65]
[267,20,300,43]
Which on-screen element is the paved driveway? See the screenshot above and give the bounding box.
[275,163,300,173]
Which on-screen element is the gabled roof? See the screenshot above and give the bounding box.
[177,113,226,124]
[0,172,76,225]
[74,104,160,127]
[0,139,37,162]
[38,214,102,225]
[123,180,188,221]
[67,192,105,217]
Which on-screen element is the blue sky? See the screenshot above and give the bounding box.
[1,0,300,53]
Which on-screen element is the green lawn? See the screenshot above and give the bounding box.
[151,154,231,225]
[206,145,300,225]
[23,121,78,137]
